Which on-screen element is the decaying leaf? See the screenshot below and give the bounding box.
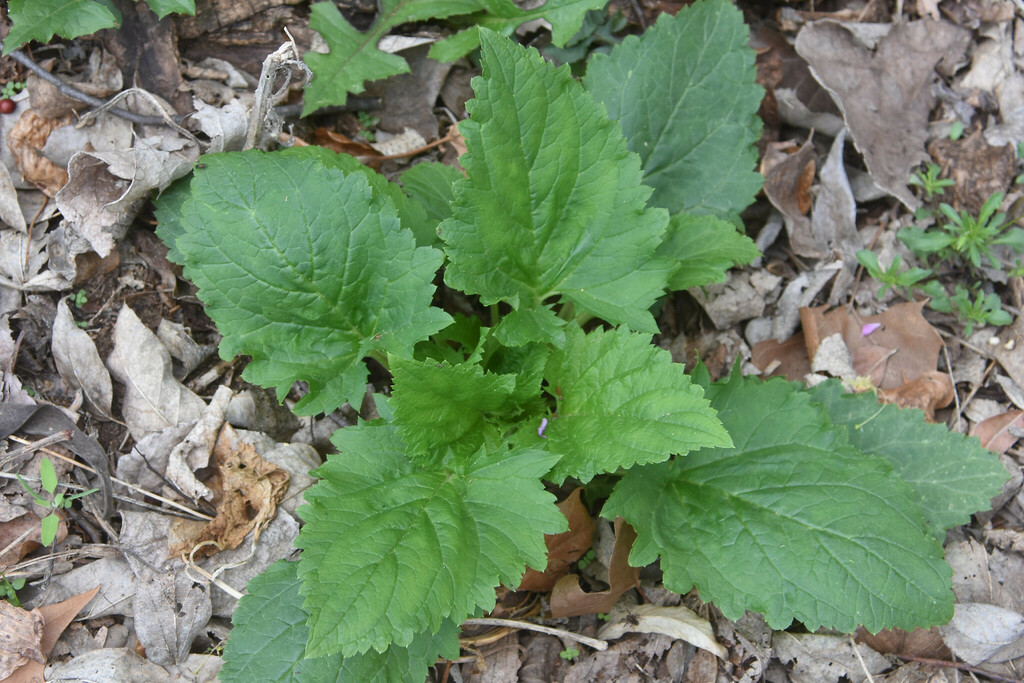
[855,625,951,660]
[597,603,728,660]
[762,139,818,257]
[51,298,113,419]
[940,602,1024,665]
[4,586,100,683]
[877,371,955,422]
[6,111,73,197]
[169,423,290,560]
[0,601,44,679]
[165,385,233,502]
[774,632,889,683]
[518,488,593,592]
[550,519,638,618]
[106,304,205,441]
[795,19,971,209]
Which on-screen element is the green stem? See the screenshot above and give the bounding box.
[490,303,500,327]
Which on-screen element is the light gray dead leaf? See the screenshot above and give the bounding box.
[810,333,856,378]
[156,318,215,379]
[0,315,33,404]
[762,139,819,257]
[28,555,136,619]
[939,603,1024,665]
[115,422,193,497]
[597,604,727,659]
[795,19,972,209]
[56,134,198,257]
[193,98,248,154]
[774,632,888,683]
[690,271,766,329]
[106,304,204,441]
[370,127,427,156]
[166,385,232,502]
[0,228,70,294]
[41,115,134,169]
[52,298,113,419]
[811,130,863,304]
[44,648,169,683]
[0,165,26,232]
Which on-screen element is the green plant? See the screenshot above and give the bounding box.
[16,457,97,547]
[356,111,379,143]
[155,5,1007,681]
[72,289,88,307]
[856,250,932,299]
[0,81,25,100]
[4,0,196,53]
[0,573,25,607]
[925,282,1011,336]
[899,192,1024,269]
[908,163,954,200]
[949,120,964,140]
[559,647,581,660]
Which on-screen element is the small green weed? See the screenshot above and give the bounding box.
[72,289,88,307]
[356,111,379,143]
[0,573,25,607]
[559,647,581,660]
[856,251,931,299]
[0,81,24,100]
[16,457,98,546]
[924,282,1011,336]
[908,163,954,200]
[899,193,1024,270]
[949,121,964,140]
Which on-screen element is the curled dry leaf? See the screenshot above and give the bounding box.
[169,423,290,560]
[855,625,951,661]
[596,603,728,660]
[970,410,1024,454]
[550,518,639,618]
[877,371,954,422]
[0,601,44,679]
[761,139,819,258]
[51,299,113,419]
[518,487,593,592]
[6,111,73,197]
[165,384,233,502]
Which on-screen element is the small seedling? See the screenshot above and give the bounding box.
[577,548,596,570]
[949,120,964,140]
[72,289,88,307]
[909,163,954,200]
[0,80,23,114]
[356,111,379,142]
[559,647,580,660]
[924,282,1011,336]
[899,192,1024,270]
[16,457,97,546]
[856,250,931,299]
[0,573,25,607]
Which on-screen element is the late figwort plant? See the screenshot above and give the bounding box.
[156,5,1007,680]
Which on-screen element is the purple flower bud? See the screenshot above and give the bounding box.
[862,323,881,336]
[538,418,548,438]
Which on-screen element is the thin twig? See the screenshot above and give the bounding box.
[849,635,876,683]
[0,430,72,468]
[895,655,1024,683]
[7,436,214,521]
[461,618,608,651]
[6,49,185,126]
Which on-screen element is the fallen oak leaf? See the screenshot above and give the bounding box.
[877,370,954,422]
[970,410,1024,454]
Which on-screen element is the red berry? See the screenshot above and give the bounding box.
[0,100,14,114]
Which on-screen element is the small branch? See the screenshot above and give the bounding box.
[895,655,1024,683]
[461,618,608,651]
[6,49,184,126]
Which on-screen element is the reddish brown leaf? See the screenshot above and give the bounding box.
[855,626,951,660]
[762,140,819,257]
[518,488,593,592]
[751,331,812,381]
[549,519,638,618]
[970,410,1024,454]
[876,371,954,422]
[311,127,381,159]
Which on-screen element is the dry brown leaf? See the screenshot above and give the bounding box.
[518,488,593,592]
[928,131,1015,214]
[877,371,954,422]
[762,139,819,258]
[855,626,951,660]
[970,410,1024,454]
[6,111,73,197]
[597,603,728,660]
[4,586,99,683]
[752,331,812,381]
[550,519,638,618]
[0,601,44,679]
[0,512,67,569]
[169,423,289,560]
[310,127,381,159]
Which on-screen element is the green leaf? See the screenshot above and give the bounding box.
[154,174,193,265]
[221,560,459,682]
[809,380,1009,534]
[541,326,730,484]
[6,0,121,52]
[441,30,672,336]
[39,458,57,495]
[605,376,953,633]
[162,148,451,415]
[429,0,609,63]
[491,306,567,348]
[296,423,564,657]
[400,162,463,245]
[40,513,59,547]
[898,226,955,256]
[303,0,480,113]
[390,356,518,463]
[658,214,760,291]
[584,0,763,217]
[142,0,195,18]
